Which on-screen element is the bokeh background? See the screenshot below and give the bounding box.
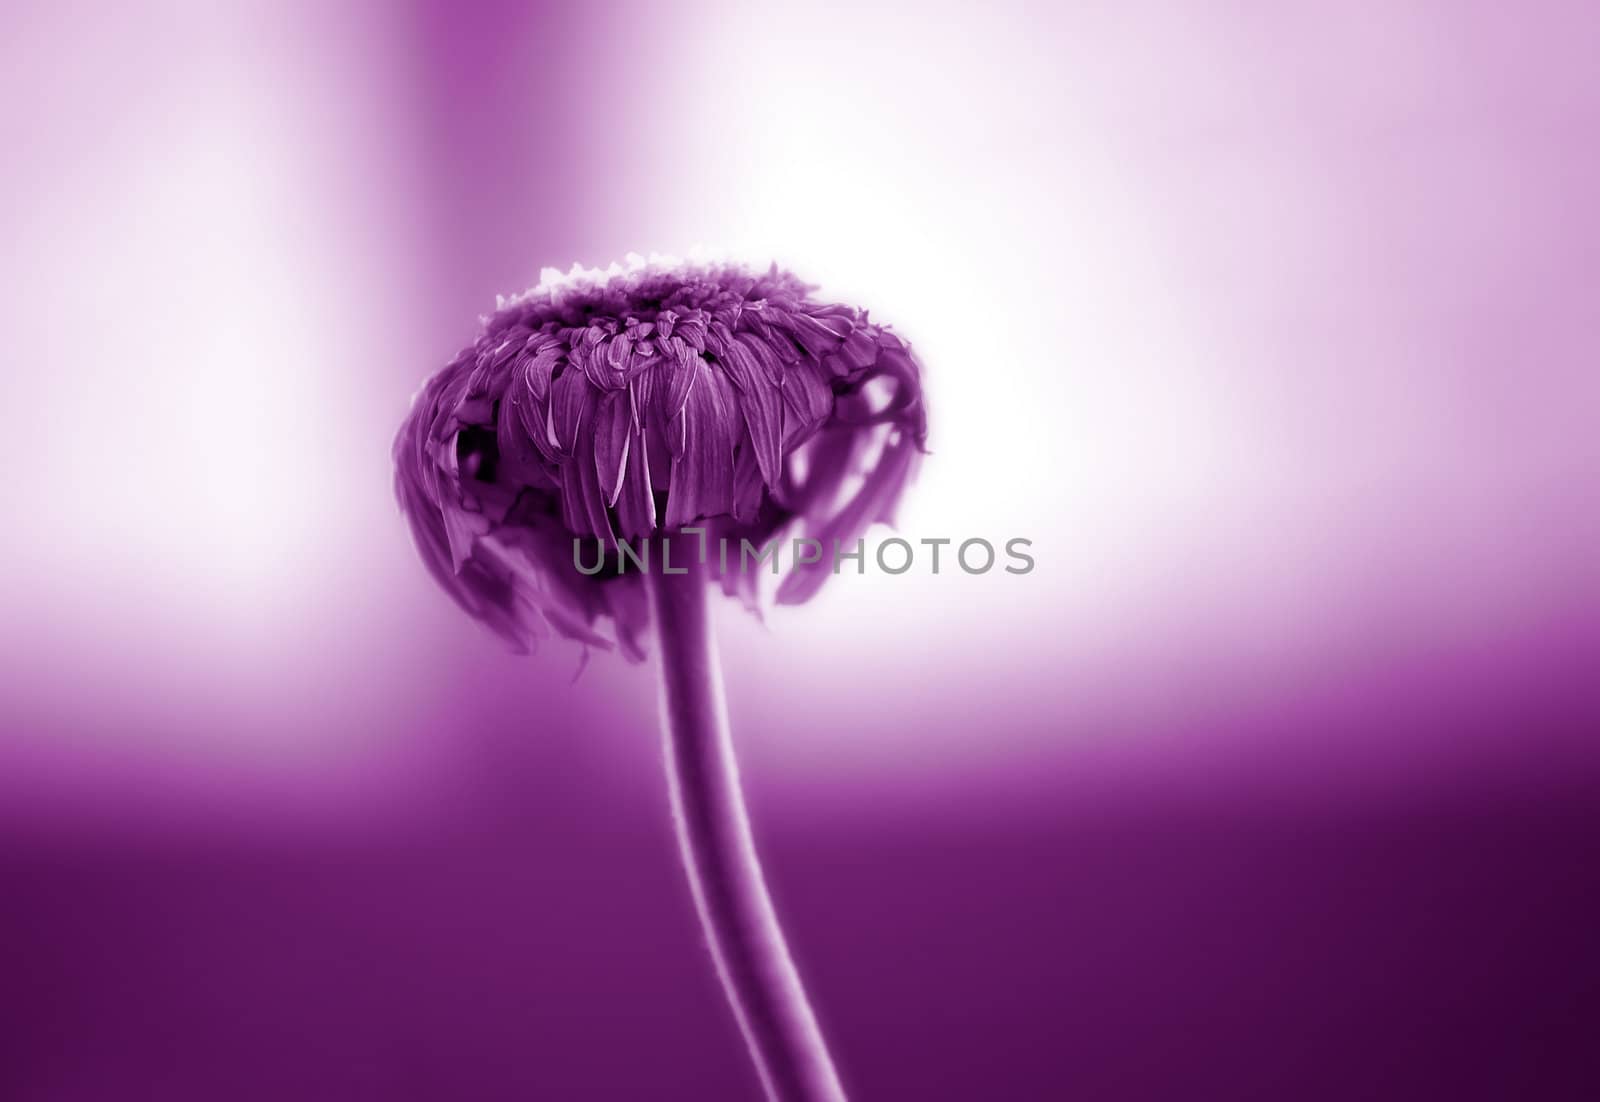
[3,1,1598,1098]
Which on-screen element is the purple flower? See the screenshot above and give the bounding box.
[393,258,927,659]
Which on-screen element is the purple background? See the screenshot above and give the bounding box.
[3,1,1598,1098]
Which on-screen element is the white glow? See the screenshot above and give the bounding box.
[0,3,432,774]
[639,4,1262,660]
[0,6,380,639]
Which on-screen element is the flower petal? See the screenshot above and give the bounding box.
[615,418,656,538]
[721,338,784,487]
[665,358,737,528]
[560,404,615,543]
[777,432,917,605]
[548,367,592,459]
[594,390,632,508]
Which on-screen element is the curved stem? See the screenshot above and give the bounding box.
[645,532,846,1102]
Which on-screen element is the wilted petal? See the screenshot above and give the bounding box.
[730,435,765,522]
[607,330,633,374]
[560,407,615,544]
[521,342,562,401]
[720,339,784,487]
[548,368,592,459]
[780,362,833,429]
[776,432,918,605]
[739,331,787,387]
[839,327,878,369]
[781,310,846,359]
[615,420,656,538]
[497,388,547,482]
[594,390,632,508]
[674,313,707,351]
[665,358,738,528]
[660,340,700,421]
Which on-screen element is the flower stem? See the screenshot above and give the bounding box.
[645,532,846,1102]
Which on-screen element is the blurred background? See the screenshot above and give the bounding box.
[2,0,1597,1098]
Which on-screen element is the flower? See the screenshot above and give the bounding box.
[393,256,927,658]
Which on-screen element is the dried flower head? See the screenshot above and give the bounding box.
[393,256,927,658]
